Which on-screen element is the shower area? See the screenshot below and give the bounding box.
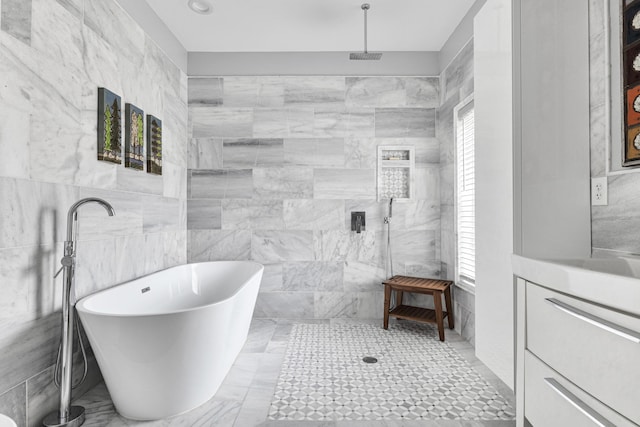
[186,74,445,321]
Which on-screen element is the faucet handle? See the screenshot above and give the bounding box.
[54,256,74,278]
[54,266,64,279]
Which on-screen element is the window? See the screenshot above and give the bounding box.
[456,99,475,286]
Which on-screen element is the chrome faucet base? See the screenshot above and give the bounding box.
[42,406,85,427]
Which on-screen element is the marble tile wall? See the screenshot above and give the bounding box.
[187,76,441,320]
[437,40,475,343]
[0,0,187,422]
[589,0,640,255]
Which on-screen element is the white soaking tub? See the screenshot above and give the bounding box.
[76,261,264,420]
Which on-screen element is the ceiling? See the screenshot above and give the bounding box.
[144,0,476,53]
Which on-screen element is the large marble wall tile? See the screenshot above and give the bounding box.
[441,40,474,103]
[253,167,313,199]
[189,138,223,170]
[188,78,223,105]
[188,230,251,262]
[314,291,383,319]
[111,235,147,285]
[375,108,436,138]
[405,261,442,278]
[345,77,407,107]
[314,109,375,138]
[223,138,284,168]
[162,91,189,167]
[345,77,439,109]
[142,196,181,233]
[344,138,377,169]
[406,77,440,108]
[1,0,32,44]
[0,383,25,426]
[314,230,380,263]
[31,0,83,68]
[83,0,145,63]
[190,106,253,138]
[590,104,607,177]
[284,138,344,167]
[188,199,221,230]
[74,237,117,297]
[162,160,187,200]
[253,292,314,318]
[251,230,314,262]
[259,263,283,292]
[116,167,164,196]
[391,230,437,263]
[0,101,30,181]
[0,243,62,328]
[223,76,284,107]
[190,169,253,199]
[395,200,440,230]
[222,199,283,230]
[284,76,345,107]
[0,178,78,249]
[163,230,188,268]
[0,313,59,395]
[55,0,82,19]
[283,199,344,230]
[313,169,375,199]
[415,166,441,200]
[253,108,314,138]
[0,247,32,324]
[282,261,343,291]
[343,261,386,292]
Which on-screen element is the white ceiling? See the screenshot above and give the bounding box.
[144,0,476,53]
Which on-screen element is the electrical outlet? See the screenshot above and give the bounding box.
[591,177,608,206]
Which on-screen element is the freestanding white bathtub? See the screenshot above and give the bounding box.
[76,261,264,420]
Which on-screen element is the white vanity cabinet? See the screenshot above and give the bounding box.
[513,255,640,427]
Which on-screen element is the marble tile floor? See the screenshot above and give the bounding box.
[75,319,515,427]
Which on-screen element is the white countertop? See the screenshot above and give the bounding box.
[512,254,640,317]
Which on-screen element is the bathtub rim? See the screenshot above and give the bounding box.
[76,260,264,318]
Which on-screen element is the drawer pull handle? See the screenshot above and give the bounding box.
[544,378,616,427]
[545,298,640,344]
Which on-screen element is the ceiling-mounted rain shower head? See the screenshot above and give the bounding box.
[350,3,382,60]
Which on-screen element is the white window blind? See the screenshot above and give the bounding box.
[456,102,475,285]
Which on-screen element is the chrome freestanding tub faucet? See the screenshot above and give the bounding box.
[43,198,115,427]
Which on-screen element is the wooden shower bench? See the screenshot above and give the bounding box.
[382,275,454,341]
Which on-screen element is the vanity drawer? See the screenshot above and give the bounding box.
[526,282,640,424]
[524,351,635,427]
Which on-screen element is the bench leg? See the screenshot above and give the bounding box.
[383,285,391,329]
[433,290,445,341]
[444,286,454,329]
[395,290,403,306]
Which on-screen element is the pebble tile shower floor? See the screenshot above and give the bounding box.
[76,319,515,426]
[268,323,514,422]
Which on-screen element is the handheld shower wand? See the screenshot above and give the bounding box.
[385,198,394,278]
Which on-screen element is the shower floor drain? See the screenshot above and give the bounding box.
[362,356,378,363]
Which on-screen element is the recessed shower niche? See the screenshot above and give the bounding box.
[377,146,415,201]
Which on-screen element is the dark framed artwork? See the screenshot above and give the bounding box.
[622,0,640,165]
[146,115,162,175]
[97,88,122,164]
[125,103,144,170]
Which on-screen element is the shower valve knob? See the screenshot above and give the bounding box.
[60,256,74,267]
